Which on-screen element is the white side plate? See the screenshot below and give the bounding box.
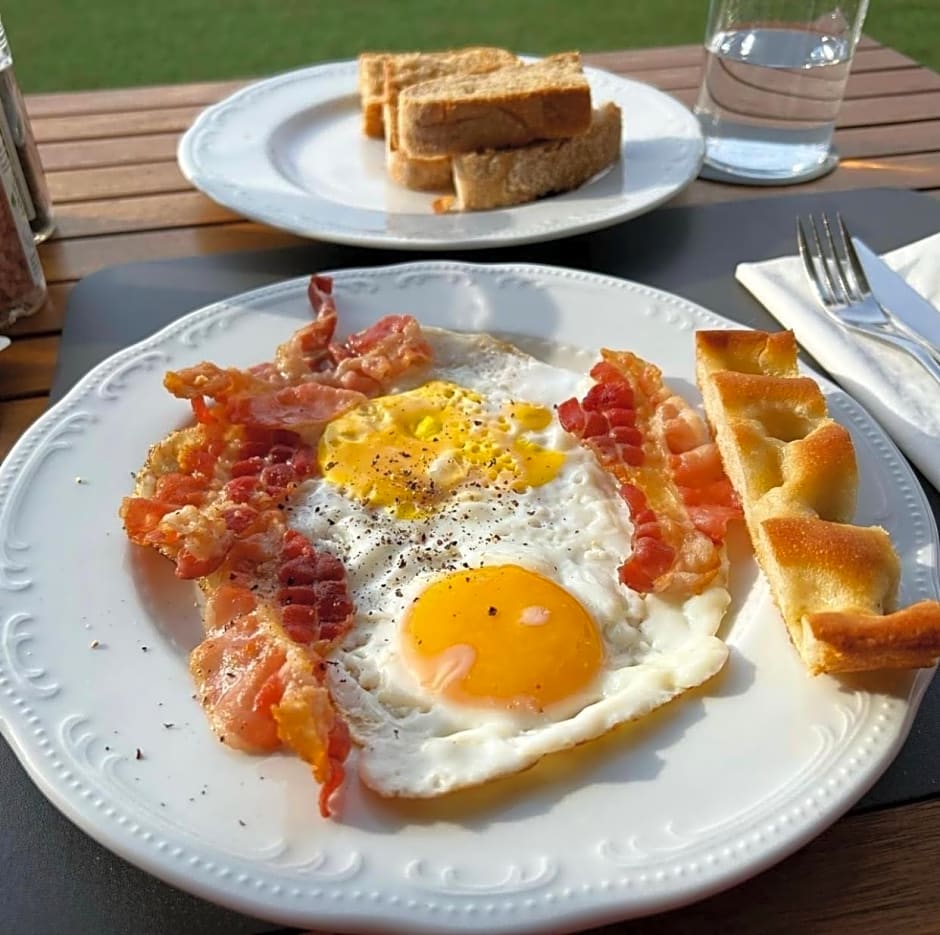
[178,60,704,249]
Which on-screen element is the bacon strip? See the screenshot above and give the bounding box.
[122,277,432,578]
[120,275,433,815]
[193,523,355,816]
[558,350,741,596]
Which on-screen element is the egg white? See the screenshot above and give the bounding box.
[288,328,730,798]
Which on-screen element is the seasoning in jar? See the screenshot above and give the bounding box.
[0,17,54,243]
[0,126,46,328]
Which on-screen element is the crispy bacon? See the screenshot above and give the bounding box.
[194,523,356,817]
[120,274,433,815]
[273,275,342,380]
[164,363,274,404]
[222,382,367,431]
[558,350,741,596]
[163,275,431,424]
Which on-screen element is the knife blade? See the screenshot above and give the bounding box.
[851,236,940,349]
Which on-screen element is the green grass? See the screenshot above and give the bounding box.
[4,0,939,93]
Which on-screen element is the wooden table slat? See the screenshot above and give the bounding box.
[51,191,238,239]
[25,78,249,120]
[590,41,915,77]
[4,283,74,338]
[48,160,191,204]
[834,120,940,160]
[32,106,203,144]
[668,86,940,130]
[609,59,940,96]
[38,132,180,172]
[38,222,303,284]
[0,336,60,400]
[0,397,49,457]
[838,89,940,128]
[841,65,940,97]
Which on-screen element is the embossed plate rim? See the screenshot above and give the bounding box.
[0,261,936,934]
[176,58,705,250]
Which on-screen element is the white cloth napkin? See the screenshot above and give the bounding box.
[736,232,940,491]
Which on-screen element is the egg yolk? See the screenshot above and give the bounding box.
[317,381,565,518]
[402,565,603,712]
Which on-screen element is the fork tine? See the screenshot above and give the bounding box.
[820,213,856,302]
[796,217,832,308]
[836,213,874,298]
[808,214,845,305]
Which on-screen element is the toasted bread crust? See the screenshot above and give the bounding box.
[435,103,620,211]
[398,60,592,157]
[696,329,799,378]
[695,328,940,674]
[805,602,940,673]
[386,147,453,191]
[358,53,391,138]
[361,101,385,139]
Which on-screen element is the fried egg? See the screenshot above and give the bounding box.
[289,328,729,797]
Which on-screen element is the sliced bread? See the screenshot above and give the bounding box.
[398,57,592,158]
[358,47,519,141]
[434,102,621,211]
[380,48,519,192]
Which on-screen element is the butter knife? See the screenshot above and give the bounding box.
[851,236,940,350]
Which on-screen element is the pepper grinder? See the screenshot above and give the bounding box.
[0,17,54,243]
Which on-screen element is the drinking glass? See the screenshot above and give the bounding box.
[693,0,870,184]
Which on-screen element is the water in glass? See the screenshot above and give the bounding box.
[695,27,852,181]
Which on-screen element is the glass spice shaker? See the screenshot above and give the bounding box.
[0,125,47,328]
[0,17,54,243]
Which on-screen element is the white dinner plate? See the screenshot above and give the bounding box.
[177,59,704,249]
[0,263,936,933]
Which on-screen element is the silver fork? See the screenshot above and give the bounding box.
[797,213,940,383]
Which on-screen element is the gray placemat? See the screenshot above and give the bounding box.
[9,186,939,935]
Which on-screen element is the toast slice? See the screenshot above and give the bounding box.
[358,52,391,138]
[358,47,519,141]
[382,48,521,147]
[695,329,940,674]
[397,56,592,158]
[434,102,621,211]
[381,49,519,192]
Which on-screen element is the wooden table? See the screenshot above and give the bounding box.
[5,37,940,935]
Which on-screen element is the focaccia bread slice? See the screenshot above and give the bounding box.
[695,328,940,674]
